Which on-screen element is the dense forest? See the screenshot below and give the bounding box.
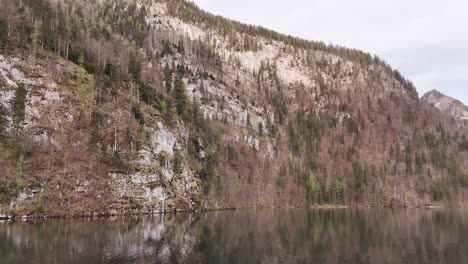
[0,0,467,217]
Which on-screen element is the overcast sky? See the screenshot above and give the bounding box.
[192,0,468,104]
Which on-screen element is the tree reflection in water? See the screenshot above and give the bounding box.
[1,209,467,264]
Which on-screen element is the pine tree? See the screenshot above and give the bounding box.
[173,149,184,175]
[306,171,322,204]
[164,62,173,93]
[333,178,345,204]
[192,97,202,123]
[128,45,141,81]
[11,83,27,130]
[0,20,9,49]
[31,21,42,62]
[173,76,190,120]
[76,66,96,124]
[63,13,72,60]
[0,104,8,139]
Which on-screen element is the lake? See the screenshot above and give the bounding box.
[0,208,467,264]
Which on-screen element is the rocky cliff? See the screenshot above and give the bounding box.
[0,0,467,218]
[421,89,468,127]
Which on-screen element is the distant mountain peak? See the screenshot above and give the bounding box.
[427,89,442,95]
[422,90,468,126]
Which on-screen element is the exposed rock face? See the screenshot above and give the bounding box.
[422,90,468,126]
[0,0,467,218]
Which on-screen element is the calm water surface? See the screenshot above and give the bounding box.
[1,208,468,264]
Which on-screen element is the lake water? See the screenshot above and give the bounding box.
[0,208,467,264]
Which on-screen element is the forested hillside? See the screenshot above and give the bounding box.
[0,0,467,218]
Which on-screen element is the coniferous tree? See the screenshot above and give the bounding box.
[173,76,190,120]
[0,104,8,139]
[164,63,173,93]
[31,21,41,61]
[0,20,9,49]
[11,84,27,130]
[128,47,141,81]
[76,65,96,125]
[307,171,322,204]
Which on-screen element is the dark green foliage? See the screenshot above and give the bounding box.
[69,50,95,74]
[192,98,202,124]
[405,145,413,175]
[124,128,133,148]
[40,15,58,52]
[104,63,116,79]
[131,104,144,125]
[0,20,9,48]
[19,0,149,77]
[176,63,185,76]
[390,69,418,98]
[287,109,326,158]
[226,145,238,168]
[431,179,457,202]
[347,118,359,134]
[89,111,102,150]
[111,151,127,169]
[193,38,223,68]
[415,152,424,174]
[24,0,50,17]
[89,1,147,46]
[403,106,417,124]
[424,132,438,149]
[332,178,346,204]
[242,35,260,52]
[164,63,173,93]
[173,76,190,120]
[138,82,157,106]
[11,83,27,130]
[187,135,201,157]
[210,127,224,149]
[128,51,141,81]
[189,126,224,195]
[200,152,218,195]
[8,146,25,196]
[288,122,300,155]
[306,172,322,204]
[352,162,367,202]
[173,150,184,175]
[339,102,348,112]
[266,118,278,138]
[0,104,8,139]
[431,148,448,169]
[162,40,173,56]
[3,0,463,208]
[276,164,287,187]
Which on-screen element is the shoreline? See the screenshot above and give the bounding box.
[1,204,467,221]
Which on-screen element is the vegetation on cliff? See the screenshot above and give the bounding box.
[0,0,467,217]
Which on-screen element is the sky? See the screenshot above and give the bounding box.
[192,0,468,104]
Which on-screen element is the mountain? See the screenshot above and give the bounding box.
[421,89,468,127]
[0,0,467,218]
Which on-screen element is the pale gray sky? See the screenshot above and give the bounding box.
[192,0,468,104]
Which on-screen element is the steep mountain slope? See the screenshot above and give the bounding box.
[422,89,468,126]
[0,0,467,218]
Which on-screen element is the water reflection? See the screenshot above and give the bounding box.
[1,209,467,264]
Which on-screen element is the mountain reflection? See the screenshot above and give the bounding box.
[1,209,468,264]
